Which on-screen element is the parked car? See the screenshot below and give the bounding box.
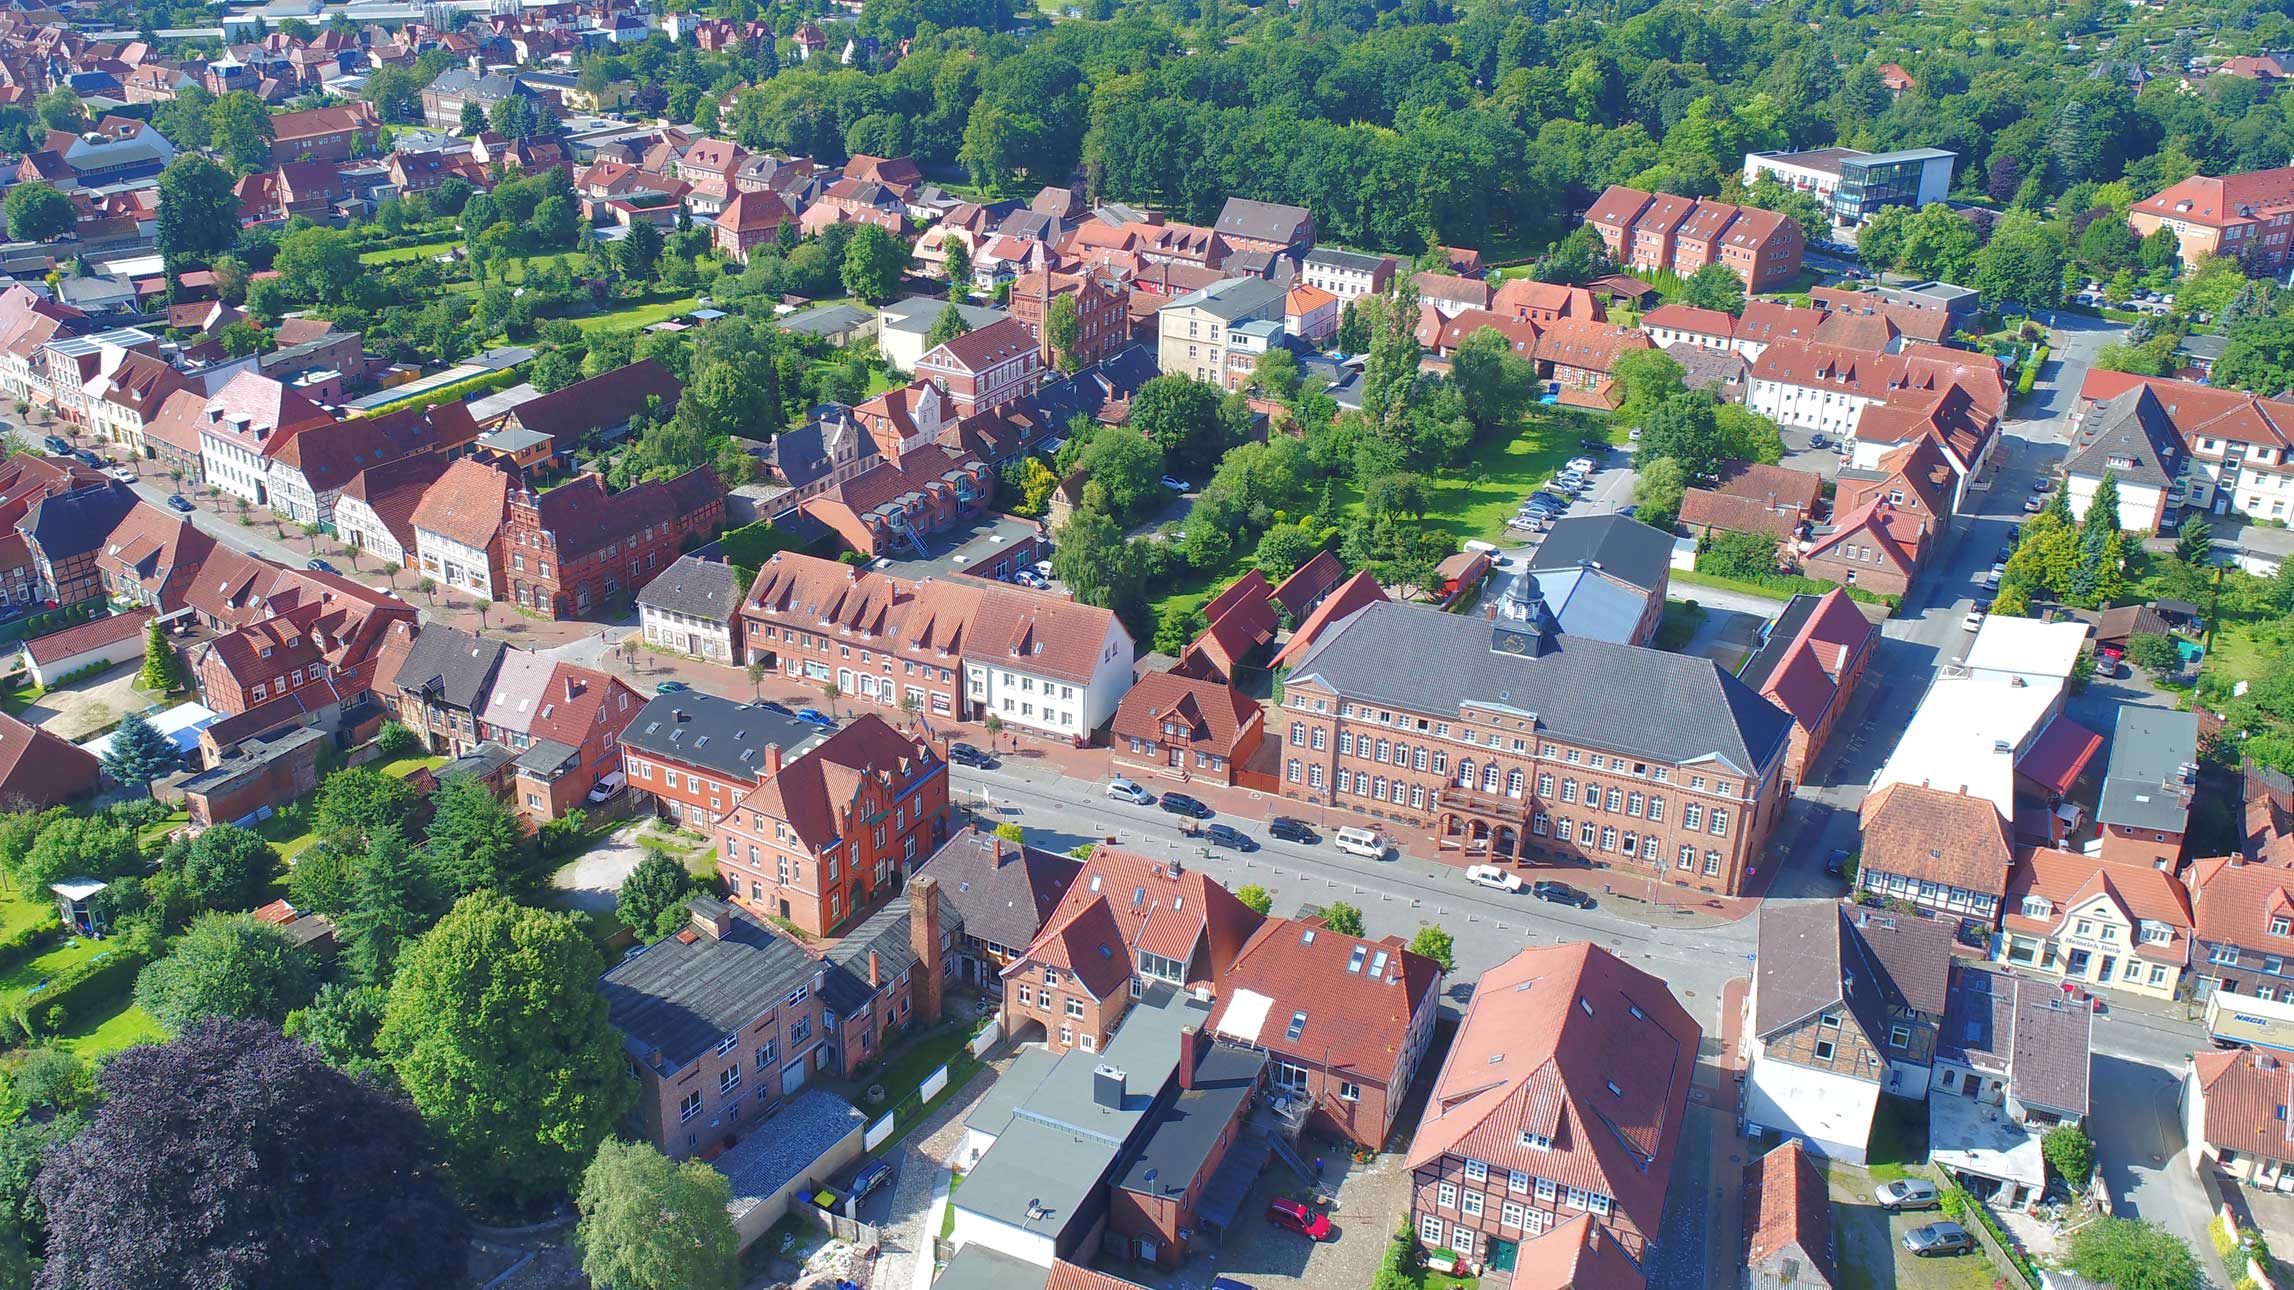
[1963,609,1986,632]
[41,436,68,455]
[753,700,793,717]
[1204,823,1257,851]
[1824,848,1852,877]
[1532,880,1595,909]
[1808,434,1828,449]
[585,771,626,805]
[1466,863,1523,893]
[1159,475,1190,493]
[794,707,836,728]
[166,493,194,513]
[1158,791,1212,819]
[104,466,135,483]
[2031,477,2053,494]
[1268,817,1319,845]
[70,450,99,468]
[305,558,338,574]
[947,742,996,769]
[1106,777,1153,805]
[1566,457,1598,474]
[852,1160,895,1201]
[654,680,688,694]
[1902,1222,1975,1257]
[2023,496,2046,513]
[1996,544,2014,563]
[1266,1198,1333,1241]
[1875,1179,1941,1212]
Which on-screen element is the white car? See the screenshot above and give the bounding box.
[1106,778,1153,805]
[586,770,626,804]
[1566,457,1597,474]
[1159,475,1190,493]
[1466,864,1523,893]
[1963,610,1986,632]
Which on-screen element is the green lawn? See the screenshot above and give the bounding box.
[569,293,703,335]
[0,936,111,1009]
[358,237,460,265]
[938,1172,963,1241]
[253,807,319,862]
[0,891,54,946]
[1654,599,1708,651]
[54,1003,164,1058]
[374,754,448,780]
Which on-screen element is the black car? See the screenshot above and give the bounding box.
[1823,848,1852,877]
[1204,823,1257,851]
[1158,792,1212,819]
[1996,544,2014,563]
[165,494,194,513]
[41,436,68,455]
[753,700,793,717]
[305,558,338,574]
[1268,817,1319,845]
[947,742,997,769]
[852,1160,894,1200]
[1532,881,1595,909]
[70,450,100,468]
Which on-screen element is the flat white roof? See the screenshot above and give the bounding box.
[1964,617,2091,683]
[1875,674,2060,816]
[1214,988,1274,1046]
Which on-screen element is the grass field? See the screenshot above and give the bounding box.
[358,237,460,265]
[0,891,54,945]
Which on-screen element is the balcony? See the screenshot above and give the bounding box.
[1436,783,1525,819]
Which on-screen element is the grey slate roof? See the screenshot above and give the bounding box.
[2097,705,2200,833]
[23,482,137,563]
[638,555,741,622]
[1525,513,1677,597]
[816,885,961,1016]
[1213,197,1313,247]
[386,624,507,712]
[932,1245,1053,1290]
[1166,275,1286,323]
[1284,599,1793,777]
[440,740,515,782]
[2066,387,2184,490]
[1304,246,1388,274]
[600,899,824,1071]
[778,303,874,339]
[1523,566,1649,647]
[1941,966,2091,1115]
[623,691,825,784]
[1739,593,1823,692]
[712,1087,869,1203]
[913,826,1082,954]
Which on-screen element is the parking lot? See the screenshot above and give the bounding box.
[1825,1167,1998,1290]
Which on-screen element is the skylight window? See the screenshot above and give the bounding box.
[1285,1011,1307,1041]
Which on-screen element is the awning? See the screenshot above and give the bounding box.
[2016,715,2103,797]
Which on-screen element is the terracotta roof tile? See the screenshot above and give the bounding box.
[1859,782,2014,900]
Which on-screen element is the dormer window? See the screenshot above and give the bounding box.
[1516,1131,1553,1151]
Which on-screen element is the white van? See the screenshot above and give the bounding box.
[1335,826,1387,859]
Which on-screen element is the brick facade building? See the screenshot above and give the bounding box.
[1271,573,1793,896]
[503,467,723,619]
[1009,270,1129,371]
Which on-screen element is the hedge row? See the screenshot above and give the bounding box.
[1,947,147,1047]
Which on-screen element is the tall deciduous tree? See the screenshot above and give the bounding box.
[1,182,71,243]
[840,223,910,304]
[168,822,281,913]
[314,766,421,853]
[209,90,276,174]
[616,853,692,942]
[377,892,635,1210]
[155,156,241,264]
[1043,293,1083,374]
[36,1018,466,1290]
[574,1139,742,1290]
[132,912,318,1031]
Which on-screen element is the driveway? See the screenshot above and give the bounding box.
[19,663,159,742]
[2089,1053,2229,1286]
[547,822,655,914]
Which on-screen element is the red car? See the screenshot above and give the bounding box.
[1266,1197,1333,1240]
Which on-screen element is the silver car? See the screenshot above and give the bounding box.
[1874,1178,1941,1212]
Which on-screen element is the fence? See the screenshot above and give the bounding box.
[1930,1173,2037,1290]
[863,1112,896,1152]
[808,1206,880,1249]
[920,1064,949,1103]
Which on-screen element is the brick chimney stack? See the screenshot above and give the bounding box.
[1178,1025,1201,1091]
[908,875,943,1025]
[764,743,783,778]
[868,949,883,988]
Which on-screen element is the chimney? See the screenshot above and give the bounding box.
[868,949,883,988]
[564,674,579,702]
[1091,1064,1127,1109]
[764,743,784,778]
[909,874,943,1024]
[688,897,734,940]
[1178,1026,1202,1091]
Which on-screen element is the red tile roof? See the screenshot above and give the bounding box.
[1270,549,1345,618]
[1270,570,1388,669]
[1511,1214,1644,1290]
[1744,1141,1835,1287]
[1405,942,1698,1244]
[2192,1046,2294,1164]
[1758,589,1876,733]
[1030,845,1264,991]
[1109,670,1262,758]
[410,457,512,550]
[2193,860,2294,960]
[0,710,97,806]
[1208,913,1439,1086]
[1859,782,2013,899]
[22,607,150,666]
[2001,846,2194,962]
[731,713,941,855]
